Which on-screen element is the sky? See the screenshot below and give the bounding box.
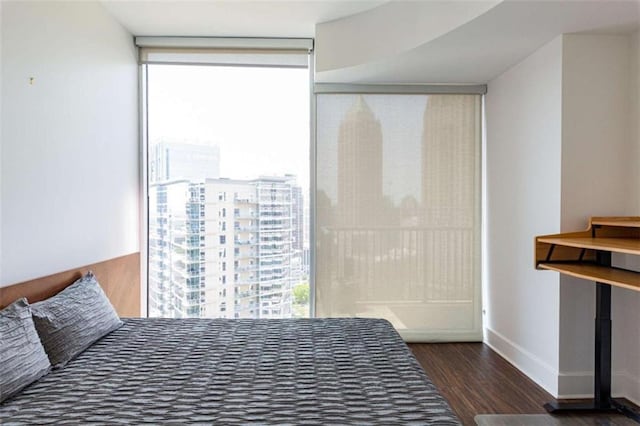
[148,64,435,205]
[317,94,425,204]
[148,64,310,191]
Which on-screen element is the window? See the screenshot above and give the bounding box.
[143,38,483,339]
[315,91,483,341]
[143,37,312,320]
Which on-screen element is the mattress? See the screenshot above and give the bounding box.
[1,318,460,425]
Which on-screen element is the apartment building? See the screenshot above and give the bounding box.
[148,175,304,319]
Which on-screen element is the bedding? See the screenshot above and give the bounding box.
[30,271,123,368]
[0,298,51,403]
[0,317,460,425]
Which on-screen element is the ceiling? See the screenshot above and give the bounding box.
[102,0,640,84]
[315,0,640,84]
[101,1,386,38]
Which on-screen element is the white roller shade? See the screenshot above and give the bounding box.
[315,92,483,342]
[136,37,312,68]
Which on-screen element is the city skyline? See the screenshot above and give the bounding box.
[317,94,426,204]
[148,90,479,331]
[147,62,311,321]
[148,174,307,319]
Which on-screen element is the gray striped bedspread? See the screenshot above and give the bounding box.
[0,318,460,425]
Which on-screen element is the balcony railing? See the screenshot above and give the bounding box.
[236,265,258,273]
[234,197,257,204]
[235,226,258,232]
[317,226,476,302]
[234,239,255,246]
[235,211,257,219]
[235,251,258,259]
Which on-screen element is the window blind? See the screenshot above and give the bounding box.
[315,92,483,342]
[136,37,312,68]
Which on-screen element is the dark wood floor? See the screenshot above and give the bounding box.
[409,343,640,426]
[409,343,553,425]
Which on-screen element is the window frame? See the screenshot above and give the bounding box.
[139,38,315,319]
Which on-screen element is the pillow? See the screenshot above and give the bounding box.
[0,298,51,403]
[31,271,123,368]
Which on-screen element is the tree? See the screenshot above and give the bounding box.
[293,282,309,306]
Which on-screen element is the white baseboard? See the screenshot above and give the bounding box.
[484,327,559,396]
[616,371,640,406]
[483,330,640,406]
[557,370,593,398]
[557,371,640,406]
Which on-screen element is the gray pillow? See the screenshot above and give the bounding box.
[0,298,51,403]
[31,271,123,368]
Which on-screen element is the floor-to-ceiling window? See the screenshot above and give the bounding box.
[140,38,312,319]
[139,38,483,340]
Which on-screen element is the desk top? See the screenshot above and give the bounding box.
[535,216,640,291]
[536,236,640,256]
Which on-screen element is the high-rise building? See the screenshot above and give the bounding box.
[421,95,477,227]
[148,184,171,316]
[149,141,220,183]
[302,205,310,275]
[420,94,479,302]
[291,183,304,255]
[148,175,303,319]
[337,96,383,227]
[317,96,387,315]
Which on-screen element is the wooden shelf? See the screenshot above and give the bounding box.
[535,216,640,292]
[535,217,640,417]
[538,263,640,292]
[591,217,640,228]
[536,236,640,256]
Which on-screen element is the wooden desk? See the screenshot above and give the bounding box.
[535,217,640,422]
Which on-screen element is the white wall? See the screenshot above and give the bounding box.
[1,1,139,286]
[633,31,640,214]
[486,32,640,403]
[485,36,563,396]
[610,30,640,404]
[0,0,3,283]
[558,34,639,399]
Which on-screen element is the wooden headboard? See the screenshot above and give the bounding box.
[0,253,141,317]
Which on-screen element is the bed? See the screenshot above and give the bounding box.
[0,259,460,425]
